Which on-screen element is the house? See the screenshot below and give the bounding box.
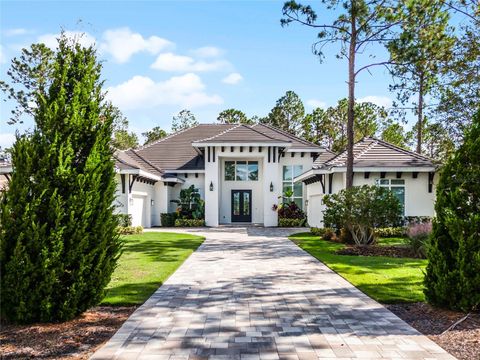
[296,137,438,227]
[114,124,438,228]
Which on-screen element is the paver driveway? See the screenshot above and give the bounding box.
[92,227,454,360]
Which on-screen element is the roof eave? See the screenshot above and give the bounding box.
[192,142,292,147]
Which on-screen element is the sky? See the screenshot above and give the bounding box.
[0,0,396,148]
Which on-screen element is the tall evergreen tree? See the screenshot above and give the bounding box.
[171,109,198,132]
[262,90,305,133]
[0,36,121,323]
[424,110,480,312]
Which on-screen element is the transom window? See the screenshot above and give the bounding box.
[282,165,303,209]
[225,161,258,181]
[376,178,405,213]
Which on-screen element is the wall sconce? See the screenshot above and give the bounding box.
[129,197,134,206]
[209,181,214,191]
[151,199,154,206]
[270,182,274,192]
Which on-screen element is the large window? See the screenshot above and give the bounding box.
[225,161,259,181]
[376,178,405,213]
[283,165,303,209]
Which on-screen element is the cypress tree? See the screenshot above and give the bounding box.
[0,37,121,323]
[424,110,480,311]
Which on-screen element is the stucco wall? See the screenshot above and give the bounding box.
[305,170,437,228]
[219,157,264,224]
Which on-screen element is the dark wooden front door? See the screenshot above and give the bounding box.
[231,190,252,222]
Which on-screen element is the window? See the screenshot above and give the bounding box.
[375,178,405,213]
[225,161,259,181]
[282,165,303,209]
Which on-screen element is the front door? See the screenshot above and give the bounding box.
[231,190,252,222]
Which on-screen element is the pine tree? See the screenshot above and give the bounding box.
[424,110,480,311]
[0,36,121,323]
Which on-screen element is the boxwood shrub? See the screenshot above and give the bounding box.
[374,227,406,238]
[118,226,143,235]
[174,219,205,227]
[161,213,178,227]
[278,218,306,227]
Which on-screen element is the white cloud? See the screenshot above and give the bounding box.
[306,99,327,109]
[101,27,173,63]
[4,28,29,37]
[191,46,223,58]
[222,72,243,85]
[0,133,15,149]
[37,31,96,49]
[107,73,223,110]
[358,95,392,108]
[151,52,230,72]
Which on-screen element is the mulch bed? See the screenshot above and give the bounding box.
[0,306,136,359]
[387,302,480,360]
[336,244,422,258]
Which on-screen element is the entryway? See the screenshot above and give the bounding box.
[231,189,252,222]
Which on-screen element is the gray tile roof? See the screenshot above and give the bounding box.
[194,124,290,144]
[314,137,434,169]
[120,123,323,172]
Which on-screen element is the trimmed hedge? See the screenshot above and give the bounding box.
[278,218,306,227]
[118,226,143,235]
[161,213,178,227]
[374,227,406,238]
[174,219,205,227]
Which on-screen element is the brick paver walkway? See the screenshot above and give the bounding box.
[92,227,454,360]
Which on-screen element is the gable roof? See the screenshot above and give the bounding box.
[123,123,323,172]
[314,137,434,169]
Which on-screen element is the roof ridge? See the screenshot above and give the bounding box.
[193,124,241,143]
[244,124,287,142]
[137,123,202,151]
[355,138,378,160]
[255,123,321,148]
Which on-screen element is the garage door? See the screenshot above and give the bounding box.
[131,195,146,227]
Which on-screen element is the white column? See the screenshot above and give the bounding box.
[263,154,280,227]
[204,146,219,227]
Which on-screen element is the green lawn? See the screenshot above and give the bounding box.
[377,237,409,246]
[289,233,427,303]
[102,232,204,305]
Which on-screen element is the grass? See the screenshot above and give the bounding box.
[377,237,409,246]
[102,232,204,305]
[289,233,427,303]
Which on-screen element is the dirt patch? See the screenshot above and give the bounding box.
[336,244,422,258]
[387,302,480,360]
[0,306,135,359]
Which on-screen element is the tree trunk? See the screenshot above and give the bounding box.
[416,72,424,154]
[346,16,356,188]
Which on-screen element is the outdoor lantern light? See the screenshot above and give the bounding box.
[209,181,214,191]
[270,182,274,192]
[151,199,154,206]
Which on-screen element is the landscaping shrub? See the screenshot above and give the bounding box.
[375,227,406,238]
[404,216,432,225]
[323,185,403,245]
[310,227,336,241]
[278,218,306,227]
[116,214,132,227]
[117,226,143,235]
[424,110,480,312]
[171,185,205,220]
[160,213,178,227]
[406,222,431,258]
[0,38,121,323]
[174,219,205,227]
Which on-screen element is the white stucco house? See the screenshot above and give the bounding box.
[113,123,438,228]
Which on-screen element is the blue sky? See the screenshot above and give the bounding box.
[0,0,395,147]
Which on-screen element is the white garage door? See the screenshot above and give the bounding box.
[131,195,146,227]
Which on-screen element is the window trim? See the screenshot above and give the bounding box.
[375,178,406,213]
